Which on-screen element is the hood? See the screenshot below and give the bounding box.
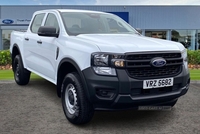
[76,34,185,53]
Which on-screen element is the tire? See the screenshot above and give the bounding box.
[61,72,94,125]
[13,55,31,85]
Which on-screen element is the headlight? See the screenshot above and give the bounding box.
[93,54,109,66]
[181,49,188,62]
[91,53,124,76]
[181,49,188,70]
[93,67,116,76]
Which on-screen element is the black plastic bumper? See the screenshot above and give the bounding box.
[82,66,190,110]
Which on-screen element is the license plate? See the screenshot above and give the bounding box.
[143,78,173,89]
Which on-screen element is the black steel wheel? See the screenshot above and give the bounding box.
[13,55,30,85]
[61,72,94,125]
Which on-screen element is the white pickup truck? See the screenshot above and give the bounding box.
[10,9,190,124]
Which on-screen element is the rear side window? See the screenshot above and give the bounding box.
[30,13,45,33]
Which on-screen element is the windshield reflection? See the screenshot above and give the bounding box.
[61,12,137,36]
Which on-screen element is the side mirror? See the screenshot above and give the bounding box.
[38,26,59,38]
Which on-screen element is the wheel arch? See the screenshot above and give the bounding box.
[11,44,22,71]
[57,58,90,102]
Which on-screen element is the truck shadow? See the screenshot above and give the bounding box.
[91,109,175,126]
[28,79,177,129]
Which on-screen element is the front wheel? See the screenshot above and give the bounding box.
[13,55,30,85]
[61,72,94,125]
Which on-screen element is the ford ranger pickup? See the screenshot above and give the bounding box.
[10,9,190,124]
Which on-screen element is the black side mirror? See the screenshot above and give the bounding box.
[38,26,59,38]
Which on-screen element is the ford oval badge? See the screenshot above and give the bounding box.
[151,57,166,67]
[2,19,14,24]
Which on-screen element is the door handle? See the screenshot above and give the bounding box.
[24,38,29,41]
[37,40,42,44]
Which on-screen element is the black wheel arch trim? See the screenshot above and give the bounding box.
[58,58,91,102]
[11,44,23,71]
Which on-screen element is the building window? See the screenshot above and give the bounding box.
[196,30,200,50]
[145,31,166,39]
[171,30,196,49]
[2,30,12,50]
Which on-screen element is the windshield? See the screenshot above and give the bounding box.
[60,12,138,36]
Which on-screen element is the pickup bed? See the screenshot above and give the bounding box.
[10,9,190,124]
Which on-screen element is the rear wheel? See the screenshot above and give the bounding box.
[61,72,94,125]
[13,55,30,85]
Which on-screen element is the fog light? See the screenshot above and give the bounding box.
[96,88,115,98]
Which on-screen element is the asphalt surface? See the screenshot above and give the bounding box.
[0,80,200,134]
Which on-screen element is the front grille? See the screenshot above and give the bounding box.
[126,53,181,60]
[125,52,183,79]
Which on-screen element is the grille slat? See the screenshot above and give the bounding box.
[126,53,181,60]
[125,52,183,79]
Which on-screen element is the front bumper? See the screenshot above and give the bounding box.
[82,66,190,110]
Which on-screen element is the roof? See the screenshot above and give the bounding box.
[35,9,108,14]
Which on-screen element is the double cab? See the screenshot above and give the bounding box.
[10,9,190,124]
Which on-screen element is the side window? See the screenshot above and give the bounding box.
[44,13,59,33]
[30,13,45,33]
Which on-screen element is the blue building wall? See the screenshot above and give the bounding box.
[108,12,129,23]
[0,5,200,50]
[1,5,200,29]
